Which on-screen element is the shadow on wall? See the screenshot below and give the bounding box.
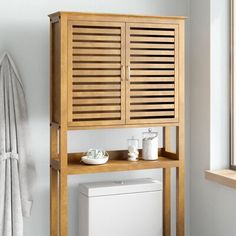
[0,22,50,121]
[23,183,50,236]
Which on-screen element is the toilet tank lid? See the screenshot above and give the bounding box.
[79,178,162,197]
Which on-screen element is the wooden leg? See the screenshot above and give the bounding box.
[176,122,185,236]
[176,166,185,236]
[164,127,172,152]
[50,167,58,236]
[59,171,68,236]
[163,168,171,236]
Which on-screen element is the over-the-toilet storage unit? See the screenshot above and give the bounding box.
[49,11,185,236]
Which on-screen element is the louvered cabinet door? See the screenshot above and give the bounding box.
[126,23,179,124]
[68,21,126,127]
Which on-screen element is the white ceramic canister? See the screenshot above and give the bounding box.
[142,129,158,160]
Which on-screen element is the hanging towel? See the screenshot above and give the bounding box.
[0,52,35,236]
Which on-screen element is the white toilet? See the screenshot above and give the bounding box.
[79,178,163,236]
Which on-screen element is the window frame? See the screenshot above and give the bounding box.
[231,0,236,170]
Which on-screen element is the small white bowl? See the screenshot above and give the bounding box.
[81,156,109,165]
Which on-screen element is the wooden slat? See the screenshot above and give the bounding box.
[130,77,174,82]
[131,104,174,110]
[73,35,121,41]
[73,63,121,69]
[124,118,177,125]
[131,111,175,117]
[131,70,175,76]
[130,83,174,89]
[131,97,175,103]
[72,42,121,48]
[130,30,175,36]
[129,23,177,28]
[130,90,174,96]
[73,105,121,112]
[73,91,121,97]
[73,112,121,119]
[73,69,121,76]
[131,64,174,69]
[73,48,121,55]
[73,98,121,105]
[72,27,121,34]
[131,50,174,56]
[73,77,120,83]
[130,43,174,49]
[130,56,174,62]
[73,55,121,62]
[73,84,121,90]
[130,36,174,43]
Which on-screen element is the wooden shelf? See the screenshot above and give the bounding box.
[50,149,179,175]
[67,157,179,175]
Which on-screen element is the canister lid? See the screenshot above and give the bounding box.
[143,128,158,139]
[79,178,162,197]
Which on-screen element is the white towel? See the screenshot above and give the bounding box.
[0,53,35,236]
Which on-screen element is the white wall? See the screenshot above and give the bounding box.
[0,1,190,236]
[190,0,236,235]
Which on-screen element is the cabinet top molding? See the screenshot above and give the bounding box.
[48,11,187,21]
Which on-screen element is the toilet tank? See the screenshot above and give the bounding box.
[79,178,162,236]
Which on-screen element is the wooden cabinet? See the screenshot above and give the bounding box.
[50,12,183,128]
[49,11,185,236]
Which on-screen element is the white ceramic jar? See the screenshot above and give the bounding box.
[142,129,158,160]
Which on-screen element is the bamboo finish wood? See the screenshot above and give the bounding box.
[49,11,185,236]
[176,20,185,236]
[50,168,58,236]
[50,126,59,236]
[163,168,171,236]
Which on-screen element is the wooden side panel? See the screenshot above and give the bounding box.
[50,21,60,123]
[59,15,69,236]
[126,23,179,124]
[67,21,126,127]
[176,20,185,236]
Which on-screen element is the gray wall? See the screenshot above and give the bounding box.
[0,1,190,236]
[190,0,236,235]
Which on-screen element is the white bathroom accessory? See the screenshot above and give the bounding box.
[127,136,139,161]
[79,178,162,236]
[81,149,109,165]
[142,128,158,160]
